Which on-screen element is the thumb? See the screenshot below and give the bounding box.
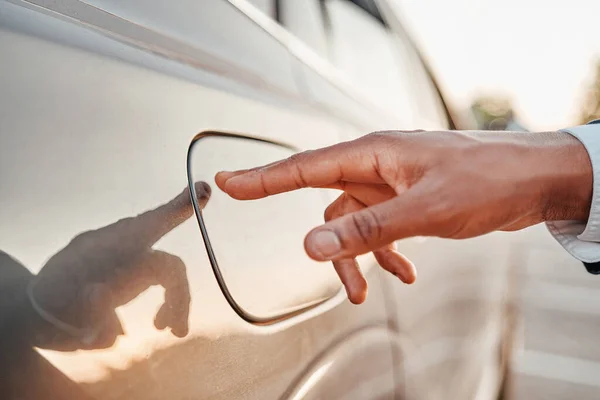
[304,189,429,261]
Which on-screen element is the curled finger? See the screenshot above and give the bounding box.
[325,193,368,304]
[373,242,417,284]
[147,251,191,338]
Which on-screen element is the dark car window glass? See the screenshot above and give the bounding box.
[346,0,386,25]
[275,0,449,128]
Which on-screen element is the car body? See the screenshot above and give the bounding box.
[0,0,516,399]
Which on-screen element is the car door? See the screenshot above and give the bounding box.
[0,0,399,399]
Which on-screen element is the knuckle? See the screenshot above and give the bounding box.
[348,209,382,246]
[258,172,272,196]
[288,152,311,188]
[70,230,96,247]
[171,257,187,275]
[158,252,186,277]
[365,131,394,142]
[288,150,310,165]
[292,160,309,188]
[287,152,302,164]
[366,130,417,141]
[373,148,398,181]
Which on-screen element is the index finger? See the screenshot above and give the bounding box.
[215,137,386,200]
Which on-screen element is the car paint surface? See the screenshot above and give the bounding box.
[0,1,514,399]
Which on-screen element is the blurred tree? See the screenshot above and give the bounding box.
[579,60,600,124]
[470,95,514,130]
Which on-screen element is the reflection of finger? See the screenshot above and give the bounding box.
[147,251,191,338]
[83,283,110,322]
[154,303,169,330]
[114,250,190,337]
[120,182,212,247]
[156,289,189,338]
[193,181,212,208]
[85,309,122,350]
[83,283,124,348]
[325,193,368,304]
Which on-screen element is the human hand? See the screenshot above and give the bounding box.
[215,130,592,304]
[29,182,210,350]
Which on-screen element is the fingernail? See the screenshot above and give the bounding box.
[213,171,232,191]
[197,181,211,196]
[216,171,235,181]
[225,174,245,185]
[309,230,342,260]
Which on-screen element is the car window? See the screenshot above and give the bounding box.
[238,0,401,131]
[277,0,330,60]
[255,0,450,129]
[391,31,450,128]
[345,0,386,24]
[322,0,418,125]
[271,0,420,126]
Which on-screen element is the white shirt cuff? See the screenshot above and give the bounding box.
[546,121,600,263]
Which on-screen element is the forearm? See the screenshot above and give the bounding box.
[433,129,592,223]
[498,130,593,222]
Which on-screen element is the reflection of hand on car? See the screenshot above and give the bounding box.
[216,130,592,304]
[27,182,210,350]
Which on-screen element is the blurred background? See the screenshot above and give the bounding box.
[395,0,600,131]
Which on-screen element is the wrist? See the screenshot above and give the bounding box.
[536,131,593,221]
